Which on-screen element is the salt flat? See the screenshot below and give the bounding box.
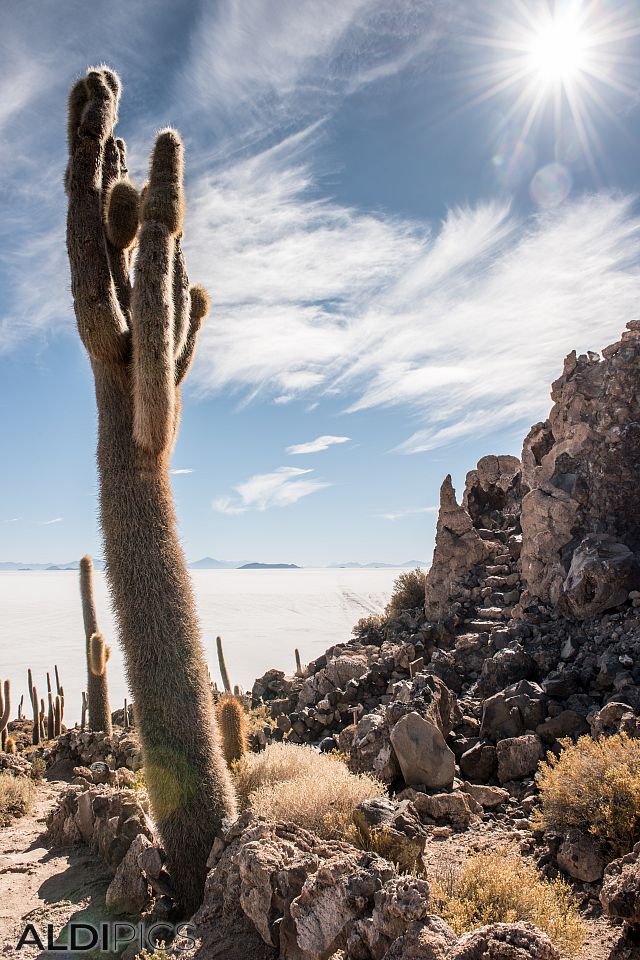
[0,568,402,725]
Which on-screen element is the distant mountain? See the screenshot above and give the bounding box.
[0,559,105,571]
[239,562,301,570]
[327,560,428,569]
[189,557,249,569]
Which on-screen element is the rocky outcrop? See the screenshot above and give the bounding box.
[424,475,496,622]
[183,813,557,960]
[520,322,640,614]
[601,842,640,928]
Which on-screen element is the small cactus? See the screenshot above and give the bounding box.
[28,670,39,746]
[217,695,248,766]
[295,648,303,677]
[54,696,63,737]
[216,635,231,693]
[18,694,24,721]
[5,736,16,754]
[47,690,55,740]
[39,699,46,741]
[0,680,10,751]
[81,691,87,731]
[89,632,113,735]
[124,697,130,729]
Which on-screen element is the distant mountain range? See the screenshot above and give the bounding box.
[0,557,425,571]
[327,560,427,569]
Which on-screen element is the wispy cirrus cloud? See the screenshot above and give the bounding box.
[287,435,350,455]
[378,506,439,521]
[186,158,640,452]
[37,517,63,525]
[171,468,195,475]
[213,466,330,515]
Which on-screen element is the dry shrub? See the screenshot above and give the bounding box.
[233,741,344,806]
[0,772,35,825]
[234,741,384,840]
[384,568,425,617]
[432,847,585,956]
[533,733,640,858]
[246,705,277,737]
[249,769,383,840]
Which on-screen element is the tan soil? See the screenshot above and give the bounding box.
[0,778,115,959]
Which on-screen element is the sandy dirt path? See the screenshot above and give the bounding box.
[0,779,115,959]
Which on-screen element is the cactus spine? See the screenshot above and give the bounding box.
[28,669,39,746]
[216,635,231,693]
[0,680,10,751]
[217,695,249,766]
[89,632,113,736]
[66,67,236,914]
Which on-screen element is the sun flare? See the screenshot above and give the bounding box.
[467,1,640,176]
[527,10,590,84]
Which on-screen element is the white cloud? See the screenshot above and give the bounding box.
[37,517,63,525]
[185,155,640,451]
[287,435,350,455]
[378,506,439,521]
[171,468,195,475]
[213,466,330,514]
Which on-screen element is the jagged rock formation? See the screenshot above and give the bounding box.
[520,321,640,613]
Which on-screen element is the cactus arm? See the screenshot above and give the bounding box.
[175,286,209,385]
[66,69,129,362]
[172,240,191,361]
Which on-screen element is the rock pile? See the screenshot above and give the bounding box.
[47,779,174,919]
[46,727,142,772]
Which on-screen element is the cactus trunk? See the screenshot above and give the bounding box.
[88,632,112,736]
[66,67,236,915]
[216,635,231,692]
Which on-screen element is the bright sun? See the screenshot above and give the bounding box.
[466,1,640,175]
[527,12,590,84]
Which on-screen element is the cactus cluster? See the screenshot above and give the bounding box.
[65,66,235,914]
[217,695,249,766]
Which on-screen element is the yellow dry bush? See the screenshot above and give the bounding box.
[432,848,585,957]
[0,772,35,825]
[233,741,349,807]
[533,733,640,858]
[248,768,383,841]
[352,613,386,637]
[385,568,425,617]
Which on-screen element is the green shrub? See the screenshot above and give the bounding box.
[384,568,425,617]
[432,847,585,956]
[533,733,640,858]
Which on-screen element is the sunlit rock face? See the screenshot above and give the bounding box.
[520,320,640,615]
[424,321,640,623]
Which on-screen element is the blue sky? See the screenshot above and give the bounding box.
[1,0,640,566]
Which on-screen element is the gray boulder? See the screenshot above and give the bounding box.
[390,712,455,789]
[560,534,633,619]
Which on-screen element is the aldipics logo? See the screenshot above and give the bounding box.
[15,921,196,953]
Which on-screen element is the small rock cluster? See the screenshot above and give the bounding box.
[46,727,142,771]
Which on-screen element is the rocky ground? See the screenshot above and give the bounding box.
[0,776,115,958]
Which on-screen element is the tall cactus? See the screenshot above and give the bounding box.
[0,680,10,751]
[89,632,113,736]
[80,555,110,731]
[28,669,39,746]
[65,67,236,914]
[216,635,232,693]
